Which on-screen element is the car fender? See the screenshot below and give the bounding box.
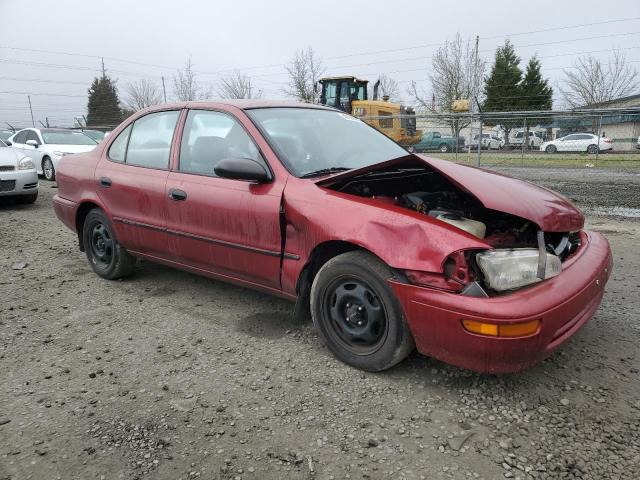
[279,179,490,295]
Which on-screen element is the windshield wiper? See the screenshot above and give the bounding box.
[300,167,352,178]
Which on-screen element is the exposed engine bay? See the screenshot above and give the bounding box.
[326,163,582,295]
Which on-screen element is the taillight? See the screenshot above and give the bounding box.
[604,138,612,143]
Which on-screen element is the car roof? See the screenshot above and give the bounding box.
[144,100,336,112]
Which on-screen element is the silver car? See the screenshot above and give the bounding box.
[0,140,38,203]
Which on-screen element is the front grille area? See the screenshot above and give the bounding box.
[0,180,16,192]
[0,165,15,172]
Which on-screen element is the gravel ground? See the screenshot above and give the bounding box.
[1,167,639,480]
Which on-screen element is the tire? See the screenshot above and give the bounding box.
[310,251,415,372]
[587,144,599,154]
[439,144,450,153]
[18,192,38,204]
[545,145,557,154]
[82,208,135,280]
[42,157,55,181]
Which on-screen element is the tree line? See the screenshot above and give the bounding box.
[86,38,639,127]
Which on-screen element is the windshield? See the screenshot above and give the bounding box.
[41,130,97,145]
[0,131,12,141]
[247,108,408,177]
[81,130,105,142]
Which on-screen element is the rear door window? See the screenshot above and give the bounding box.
[108,125,132,162]
[125,111,180,169]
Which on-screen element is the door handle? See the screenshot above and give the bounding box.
[99,177,112,187]
[169,189,187,201]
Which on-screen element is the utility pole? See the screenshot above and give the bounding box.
[27,95,35,127]
[161,76,167,103]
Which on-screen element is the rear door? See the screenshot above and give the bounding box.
[95,110,181,256]
[165,108,285,289]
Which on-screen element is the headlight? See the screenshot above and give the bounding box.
[52,151,67,157]
[476,249,561,292]
[18,156,35,170]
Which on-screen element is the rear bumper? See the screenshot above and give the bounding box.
[391,230,612,374]
[53,194,78,232]
[0,169,38,196]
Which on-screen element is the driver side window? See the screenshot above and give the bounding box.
[26,130,41,144]
[179,110,264,177]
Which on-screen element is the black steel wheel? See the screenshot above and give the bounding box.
[310,251,414,371]
[82,208,135,279]
[322,276,388,355]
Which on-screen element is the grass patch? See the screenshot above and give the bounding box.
[429,151,640,168]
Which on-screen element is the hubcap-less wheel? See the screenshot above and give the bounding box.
[89,222,114,268]
[323,276,388,355]
[43,158,55,180]
[587,144,598,154]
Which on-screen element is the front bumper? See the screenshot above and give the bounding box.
[391,230,612,374]
[0,169,38,196]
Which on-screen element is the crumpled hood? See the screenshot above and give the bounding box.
[316,155,584,232]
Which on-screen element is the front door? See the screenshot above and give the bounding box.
[95,110,180,256]
[165,109,285,289]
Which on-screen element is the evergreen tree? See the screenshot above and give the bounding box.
[520,56,553,110]
[483,40,523,146]
[483,40,523,112]
[87,74,123,127]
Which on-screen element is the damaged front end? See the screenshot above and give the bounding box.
[317,155,584,297]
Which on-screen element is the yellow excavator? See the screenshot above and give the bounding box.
[318,76,422,146]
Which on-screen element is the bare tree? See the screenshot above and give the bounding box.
[369,74,401,101]
[284,47,325,103]
[172,57,213,101]
[561,50,639,107]
[123,79,163,111]
[409,33,485,135]
[217,71,262,99]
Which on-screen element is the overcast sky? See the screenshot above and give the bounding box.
[1,0,639,127]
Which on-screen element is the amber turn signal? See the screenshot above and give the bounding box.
[462,319,540,338]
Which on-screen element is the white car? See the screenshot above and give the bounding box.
[470,133,501,150]
[0,139,38,203]
[7,128,98,181]
[540,133,613,154]
[509,130,544,149]
[636,135,640,149]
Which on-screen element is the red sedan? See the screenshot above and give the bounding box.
[53,101,612,374]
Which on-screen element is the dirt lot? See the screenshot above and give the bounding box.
[1,167,639,480]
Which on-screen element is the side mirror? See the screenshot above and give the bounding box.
[5,140,11,146]
[214,157,271,183]
[26,140,39,148]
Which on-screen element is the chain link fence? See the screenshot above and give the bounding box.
[364,107,640,169]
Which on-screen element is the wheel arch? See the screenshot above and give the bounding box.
[293,240,386,320]
[75,201,102,251]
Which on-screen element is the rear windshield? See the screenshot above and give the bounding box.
[42,130,97,145]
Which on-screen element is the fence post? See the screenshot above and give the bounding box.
[521,116,527,165]
[476,116,482,167]
[595,115,602,166]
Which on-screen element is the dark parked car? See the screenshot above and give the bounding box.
[53,101,612,374]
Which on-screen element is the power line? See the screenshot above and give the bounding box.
[2,16,640,80]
